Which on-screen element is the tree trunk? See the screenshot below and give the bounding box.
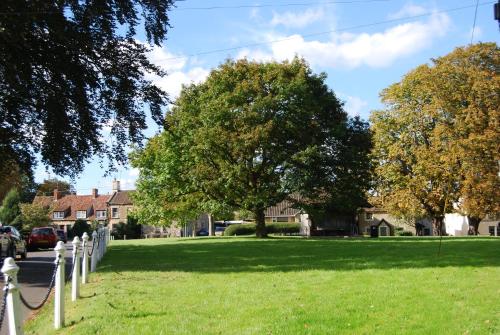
[208,214,213,236]
[432,216,446,236]
[309,217,318,236]
[254,209,267,238]
[467,216,481,235]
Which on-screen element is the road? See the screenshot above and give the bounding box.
[0,243,75,335]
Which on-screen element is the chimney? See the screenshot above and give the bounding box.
[112,179,121,192]
[92,188,98,198]
[54,189,62,200]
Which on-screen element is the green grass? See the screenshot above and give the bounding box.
[25,237,500,334]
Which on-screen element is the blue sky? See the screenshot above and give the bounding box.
[34,0,499,195]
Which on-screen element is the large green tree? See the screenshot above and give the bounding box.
[36,178,74,196]
[132,58,371,237]
[371,43,499,235]
[0,188,22,228]
[20,203,51,231]
[0,0,176,177]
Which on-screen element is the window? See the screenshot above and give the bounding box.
[277,217,289,222]
[365,213,373,220]
[53,212,65,219]
[111,207,119,218]
[96,210,107,219]
[76,210,87,219]
[379,226,388,236]
[366,226,371,233]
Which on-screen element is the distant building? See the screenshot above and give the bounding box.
[33,188,110,232]
[357,207,433,236]
[445,213,499,236]
[264,200,301,223]
[107,180,135,230]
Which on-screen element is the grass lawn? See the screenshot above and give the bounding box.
[25,237,499,334]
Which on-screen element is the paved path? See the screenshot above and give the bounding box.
[0,244,75,335]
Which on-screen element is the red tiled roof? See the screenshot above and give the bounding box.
[34,192,112,221]
[108,191,134,205]
[33,196,54,208]
[92,195,109,211]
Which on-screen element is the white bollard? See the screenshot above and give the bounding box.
[101,229,106,257]
[96,230,101,261]
[1,258,23,335]
[54,241,66,329]
[71,237,81,301]
[91,231,98,272]
[81,232,89,284]
[98,229,103,261]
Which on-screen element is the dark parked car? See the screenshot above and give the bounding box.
[28,227,58,250]
[56,230,67,243]
[0,226,28,260]
[214,226,226,236]
[196,229,209,236]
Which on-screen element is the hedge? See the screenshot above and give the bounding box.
[267,223,300,235]
[224,223,300,236]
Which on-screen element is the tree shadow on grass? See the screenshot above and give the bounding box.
[97,237,500,274]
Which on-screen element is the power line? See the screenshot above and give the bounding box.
[175,0,391,11]
[0,0,390,16]
[154,1,496,63]
[470,0,480,44]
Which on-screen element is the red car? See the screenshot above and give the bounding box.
[28,227,58,250]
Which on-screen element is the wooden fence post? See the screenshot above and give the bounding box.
[1,257,23,335]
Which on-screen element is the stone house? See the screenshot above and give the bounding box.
[264,200,301,223]
[357,207,433,236]
[33,188,111,232]
[107,180,135,230]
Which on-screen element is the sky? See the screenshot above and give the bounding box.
[34,0,500,195]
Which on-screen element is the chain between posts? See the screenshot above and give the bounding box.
[87,234,98,257]
[0,230,106,330]
[0,277,11,331]
[19,255,61,310]
[66,253,78,282]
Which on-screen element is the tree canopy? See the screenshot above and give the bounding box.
[371,43,499,235]
[131,58,372,237]
[36,178,74,196]
[0,0,176,178]
[0,188,22,228]
[20,203,51,231]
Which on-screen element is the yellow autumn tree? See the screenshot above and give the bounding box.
[371,43,499,235]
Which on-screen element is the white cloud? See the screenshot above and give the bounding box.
[129,168,140,177]
[250,8,260,20]
[145,46,210,99]
[388,4,427,19]
[237,11,450,69]
[120,178,136,190]
[270,8,324,28]
[342,95,368,116]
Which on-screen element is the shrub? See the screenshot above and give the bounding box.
[397,230,414,236]
[267,223,300,235]
[224,223,256,236]
[112,216,142,239]
[224,223,301,236]
[69,219,90,238]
